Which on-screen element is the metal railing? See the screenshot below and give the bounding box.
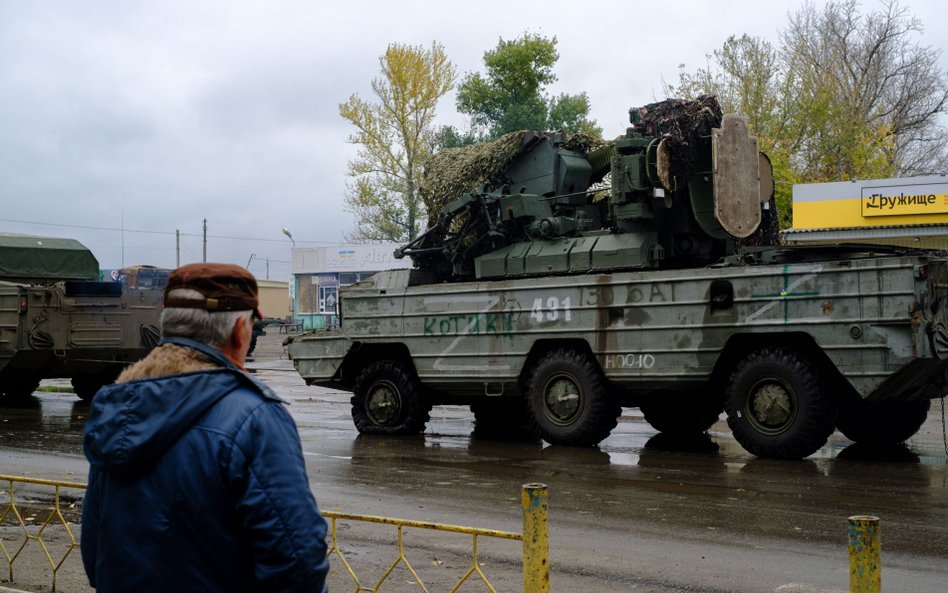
[324,483,548,593]
[0,474,86,591]
[0,476,549,593]
[0,472,893,593]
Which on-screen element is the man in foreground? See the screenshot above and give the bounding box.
[81,262,328,593]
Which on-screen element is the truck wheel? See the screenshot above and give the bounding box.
[351,361,430,435]
[2,374,41,399]
[640,392,723,435]
[471,398,532,439]
[72,376,106,402]
[836,399,930,445]
[525,348,619,446]
[725,347,836,459]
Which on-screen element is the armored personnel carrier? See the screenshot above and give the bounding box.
[0,235,161,401]
[288,98,946,459]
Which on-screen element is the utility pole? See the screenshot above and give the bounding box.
[202,219,207,262]
[266,257,270,279]
[176,230,180,267]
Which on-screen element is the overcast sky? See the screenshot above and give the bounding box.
[2,0,946,278]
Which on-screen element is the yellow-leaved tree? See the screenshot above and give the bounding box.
[340,42,456,242]
[667,1,948,229]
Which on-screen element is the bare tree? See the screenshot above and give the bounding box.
[784,0,948,179]
[670,1,948,226]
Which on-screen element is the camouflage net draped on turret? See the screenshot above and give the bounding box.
[420,131,610,227]
[631,95,780,247]
[631,95,722,195]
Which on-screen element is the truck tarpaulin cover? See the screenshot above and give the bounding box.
[0,234,100,281]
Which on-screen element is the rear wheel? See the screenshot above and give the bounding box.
[524,348,619,446]
[351,361,430,435]
[836,399,930,445]
[72,369,122,402]
[640,391,723,435]
[1,373,41,400]
[471,398,532,439]
[725,347,837,459]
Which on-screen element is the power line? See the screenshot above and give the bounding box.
[0,217,336,245]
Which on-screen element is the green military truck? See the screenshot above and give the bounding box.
[0,235,161,401]
[288,99,946,459]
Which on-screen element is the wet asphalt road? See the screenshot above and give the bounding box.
[1,344,947,592]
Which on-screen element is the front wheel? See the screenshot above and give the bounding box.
[836,399,930,445]
[725,347,837,459]
[524,348,619,446]
[471,398,534,440]
[1,373,41,400]
[640,391,723,435]
[351,360,430,435]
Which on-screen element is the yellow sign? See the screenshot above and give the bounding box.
[862,191,948,217]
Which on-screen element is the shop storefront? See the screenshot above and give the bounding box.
[784,175,948,248]
[290,243,411,330]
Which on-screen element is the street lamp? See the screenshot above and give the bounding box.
[246,253,256,270]
[282,228,297,324]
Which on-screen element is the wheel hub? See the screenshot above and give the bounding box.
[751,382,793,429]
[544,375,581,425]
[366,381,400,425]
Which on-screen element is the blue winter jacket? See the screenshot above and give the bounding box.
[81,337,329,593]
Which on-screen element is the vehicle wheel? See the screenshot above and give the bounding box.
[524,348,619,446]
[640,391,723,435]
[71,376,105,402]
[248,331,259,355]
[1,374,41,399]
[836,399,930,445]
[725,347,837,459]
[351,360,430,435]
[471,398,533,439]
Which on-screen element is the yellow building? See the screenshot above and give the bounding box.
[784,175,948,248]
[256,279,290,320]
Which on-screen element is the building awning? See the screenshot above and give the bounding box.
[781,223,948,249]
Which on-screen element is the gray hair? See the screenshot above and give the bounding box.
[161,288,253,348]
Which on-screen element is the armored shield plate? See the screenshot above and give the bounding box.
[712,115,762,238]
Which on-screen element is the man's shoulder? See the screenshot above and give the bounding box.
[198,371,289,427]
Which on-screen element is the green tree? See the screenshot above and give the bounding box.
[340,42,456,241]
[668,1,948,228]
[456,33,601,139]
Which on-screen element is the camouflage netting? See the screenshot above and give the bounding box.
[631,95,722,195]
[632,95,781,247]
[420,131,611,227]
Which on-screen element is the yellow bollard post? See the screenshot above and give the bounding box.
[848,515,881,593]
[521,483,549,593]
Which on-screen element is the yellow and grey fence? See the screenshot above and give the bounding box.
[0,474,85,591]
[0,473,888,593]
[0,475,549,593]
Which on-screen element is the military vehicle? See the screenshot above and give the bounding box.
[0,235,162,401]
[288,98,946,459]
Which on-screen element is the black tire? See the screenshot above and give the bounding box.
[724,347,837,459]
[640,391,723,435]
[350,360,430,435]
[470,398,534,440]
[524,348,619,446]
[1,374,41,400]
[72,376,105,402]
[836,399,930,445]
[248,331,259,355]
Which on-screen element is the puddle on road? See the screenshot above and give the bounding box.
[0,391,87,456]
